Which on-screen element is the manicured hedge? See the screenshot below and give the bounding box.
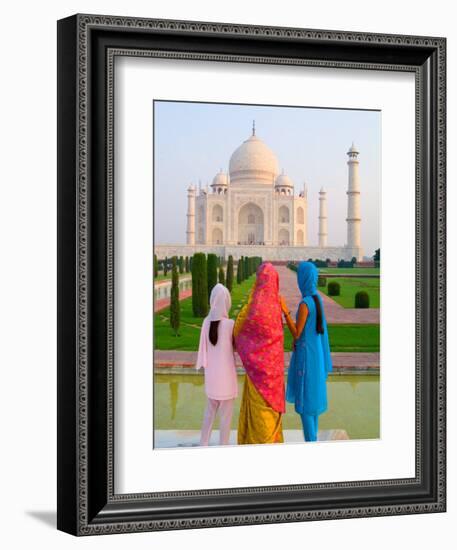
[191,253,208,317]
[154,254,158,278]
[355,291,370,308]
[170,261,180,335]
[218,266,225,285]
[328,281,341,296]
[226,255,234,291]
[237,257,244,283]
[207,254,218,299]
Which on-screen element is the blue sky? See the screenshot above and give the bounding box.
[154,100,381,256]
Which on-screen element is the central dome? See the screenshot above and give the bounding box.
[229,133,279,184]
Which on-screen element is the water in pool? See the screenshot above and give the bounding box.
[154,373,380,441]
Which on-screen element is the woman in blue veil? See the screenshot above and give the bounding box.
[280,261,333,441]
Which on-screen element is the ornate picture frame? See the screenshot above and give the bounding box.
[57,14,446,535]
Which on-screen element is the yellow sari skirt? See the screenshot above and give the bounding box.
[237,375,284,444]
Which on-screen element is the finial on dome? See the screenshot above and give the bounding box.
[252,120,256,136]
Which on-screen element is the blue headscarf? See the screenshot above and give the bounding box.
[297,261,318,297]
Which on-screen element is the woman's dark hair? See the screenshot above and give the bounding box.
[311,295,324,334]
[209,320,220,346]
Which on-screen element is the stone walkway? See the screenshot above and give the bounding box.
[154,350,380,371]
[276,265,380,324]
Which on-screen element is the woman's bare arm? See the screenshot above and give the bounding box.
[281,297,308,341]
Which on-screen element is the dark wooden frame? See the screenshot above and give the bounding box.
[57,14,446,536]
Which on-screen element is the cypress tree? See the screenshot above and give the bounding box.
[170,261,180,336]
[237,258,244,284]
[244,256,249,279]
[179,256,184,274]
[218,266,225,285]
[189,255,193,272]
[185,256,189,273]
[163,256,168,277]
[191,253,208,317]
[226,255,234,292]
[154,254,158,278]
[207,253,218,299]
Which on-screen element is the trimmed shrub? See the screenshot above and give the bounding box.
[318,276,327,288]
[154,254,158,278]
[191,253,208,317]
[287,262,297,272]
[170,263,180,335]
[207,253,218,299]
[328,281,341,296]
[237,258,244,284]
[355,291,370,308]
[218,266,225,285]
[337,259,354,268]
[226,255,234,292]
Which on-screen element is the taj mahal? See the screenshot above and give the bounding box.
[155,123,363,261]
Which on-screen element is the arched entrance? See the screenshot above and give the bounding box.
[212,227,223,244]
[296,229,304,245]
[279,205,290,223]
[278,228,290,245]
[238,203,264,245]
[212,204,223,222]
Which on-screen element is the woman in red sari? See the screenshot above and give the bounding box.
[234,262,285,444]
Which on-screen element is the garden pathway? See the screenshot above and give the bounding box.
[276,265,380,324]
[154,350,380,371]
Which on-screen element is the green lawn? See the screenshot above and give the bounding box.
[155,271,380,352]
[321,277,380,308]
[284,324,379,353]
[319,267,380,275]
[154,275,256,350]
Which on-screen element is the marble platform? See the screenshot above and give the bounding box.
[154,429,349,449]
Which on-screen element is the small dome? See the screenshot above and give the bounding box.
[275,172,294,188]
[211,171,228,187]
[348,142,359,154]
[229,133,279,184]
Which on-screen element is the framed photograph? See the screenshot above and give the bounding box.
[57,14,446,535]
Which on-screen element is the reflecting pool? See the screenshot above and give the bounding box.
[154,373,380,440]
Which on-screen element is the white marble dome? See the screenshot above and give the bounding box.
[275,172,294,188]
[211,171,228,187]
[229,134,279,184]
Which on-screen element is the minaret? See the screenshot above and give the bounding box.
[346,143,361,249]
[318,187,328,247]
[186,184,196,245]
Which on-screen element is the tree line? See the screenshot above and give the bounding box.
[154,253,262,336]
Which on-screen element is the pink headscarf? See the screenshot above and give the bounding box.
[234,262,285,413]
